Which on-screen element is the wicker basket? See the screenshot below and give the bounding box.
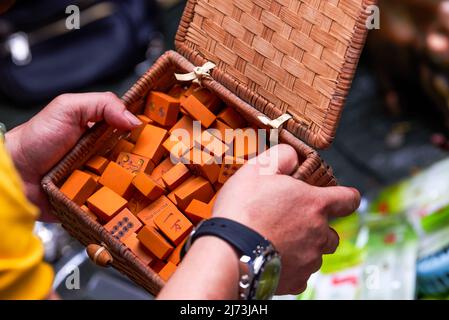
[42,0,375,295]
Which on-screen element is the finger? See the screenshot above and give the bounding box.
[25,182,60,223]
[247,144,299,176]
[322,228,339,254]
[313,186,361,218]
[52,92,142,130]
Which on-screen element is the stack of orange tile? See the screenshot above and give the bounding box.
[59,83,270,282]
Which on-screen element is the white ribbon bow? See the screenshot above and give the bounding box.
[258,114,293,144]
[258,114,292,129]
[175,61,216,86]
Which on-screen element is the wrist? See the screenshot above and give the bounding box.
[183,218,281,300]
[212,210,270,247]
[158,235,240,300]
[191,236,240,298]
[192,235,240,264]
[4,125,36,184]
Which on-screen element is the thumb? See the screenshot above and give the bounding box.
[246,144,299,176]
[51,92,142,130]
[312,185,361,218]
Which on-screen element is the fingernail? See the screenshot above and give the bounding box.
[123,110,142,126]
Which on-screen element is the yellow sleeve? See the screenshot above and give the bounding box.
[0,139,53,300]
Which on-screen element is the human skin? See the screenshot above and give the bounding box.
[158,144,360,299]
[5,92,142,221]
[5,93,360,299]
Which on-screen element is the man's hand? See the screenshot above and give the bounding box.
[213,144,360,295]
[5,92,142,222]
[159,144,360,299]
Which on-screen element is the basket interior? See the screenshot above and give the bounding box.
[45,51,333,295]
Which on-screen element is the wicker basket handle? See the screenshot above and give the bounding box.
[86,244,113,267]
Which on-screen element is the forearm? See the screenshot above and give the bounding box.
[158,236,240,300]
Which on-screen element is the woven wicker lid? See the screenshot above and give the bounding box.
[175,0,375,149]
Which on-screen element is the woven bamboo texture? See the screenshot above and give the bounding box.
[176,0,377,149]
[42,50,336,295]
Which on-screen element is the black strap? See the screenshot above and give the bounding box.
[181,218,270,260]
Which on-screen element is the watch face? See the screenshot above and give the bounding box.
[255,255,281,300]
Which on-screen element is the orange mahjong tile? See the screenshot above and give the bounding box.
[208,193,218,207]
[169,115,197,149]
[152,260,167,274]
[98,161,135,198]
[132,172,165,201]
[87,186,127,222]
[137,195,178,227]
[162,135,190,163]
[184,148,220,184]
[196,153,220,184]
[173,176,214,210]
[154,207,193,245]
[132,124,168,164]
[145,91,180,127]
[166,176,196,207]
[181,95,216,128]
[129,114,153,143]
[158,261,177,282]
[85,171,101,184]
[194,130,229,160]
[80,205,99,221]
[137,226,173,260]
[168,237,188,265]
[104,208,142,241]
[110,139,134,161]
[234,128,259,160]
[161,163,191,191]
[60,170,97,205]
[150,157,175,187]
[169,115,194,134]
[218,156,244,184]
[85,155,109,175]
[117,152,154,175]
[168,84,188,98]
[179,84,199,106]
[185,199,212,224]
[126,190,152,215]
[122,233,155,266]
[210,120,234,145]
[217,107,246,129]
[167,191,178,206]
[191,87,221,113]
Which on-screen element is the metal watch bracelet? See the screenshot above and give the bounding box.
[181,218,280,300]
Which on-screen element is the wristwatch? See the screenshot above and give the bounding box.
[181,218,281,300]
